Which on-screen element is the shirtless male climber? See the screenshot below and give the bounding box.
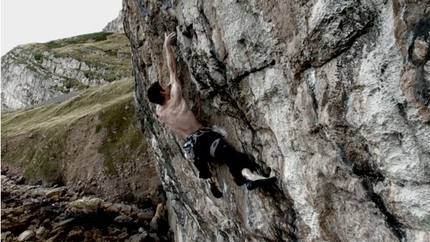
[147,32,276,198]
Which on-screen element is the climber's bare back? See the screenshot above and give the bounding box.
[156,97,202,140]
[156,32,202,139]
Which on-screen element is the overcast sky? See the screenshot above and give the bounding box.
[1,0,122,56]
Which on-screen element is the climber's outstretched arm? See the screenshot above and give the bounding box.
[165,32,178,82]
[164,32,182,104]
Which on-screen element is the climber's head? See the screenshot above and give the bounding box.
[147,81,170,105]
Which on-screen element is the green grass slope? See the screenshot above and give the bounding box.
[1,79,147,185]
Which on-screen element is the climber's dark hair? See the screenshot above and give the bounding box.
[147,82,165,105]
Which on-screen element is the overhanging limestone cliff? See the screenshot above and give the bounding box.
[123,0,430,241]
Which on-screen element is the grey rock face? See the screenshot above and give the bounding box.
[103,11,125,34]
[123,0,430,241]
[1,32,131,111]
[1,48,107,111]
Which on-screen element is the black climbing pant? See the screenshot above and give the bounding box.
[187,129,255,186]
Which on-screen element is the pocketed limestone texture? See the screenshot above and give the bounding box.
[123,0,430,241]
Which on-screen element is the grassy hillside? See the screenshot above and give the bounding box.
[1,79,147,185]
[21,32,132,84]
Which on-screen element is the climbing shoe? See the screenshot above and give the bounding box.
[210,183,223,198]
[246,176,276,190]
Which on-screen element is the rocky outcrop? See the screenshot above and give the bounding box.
[123,0,430,241]
[1,174,171,242]
[1,48,102,110]
[1,33,131,111]
[104,11,125,34]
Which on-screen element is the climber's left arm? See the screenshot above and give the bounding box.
[164,32,182,104]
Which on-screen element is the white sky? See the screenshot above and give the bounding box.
[1,0,123,56]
